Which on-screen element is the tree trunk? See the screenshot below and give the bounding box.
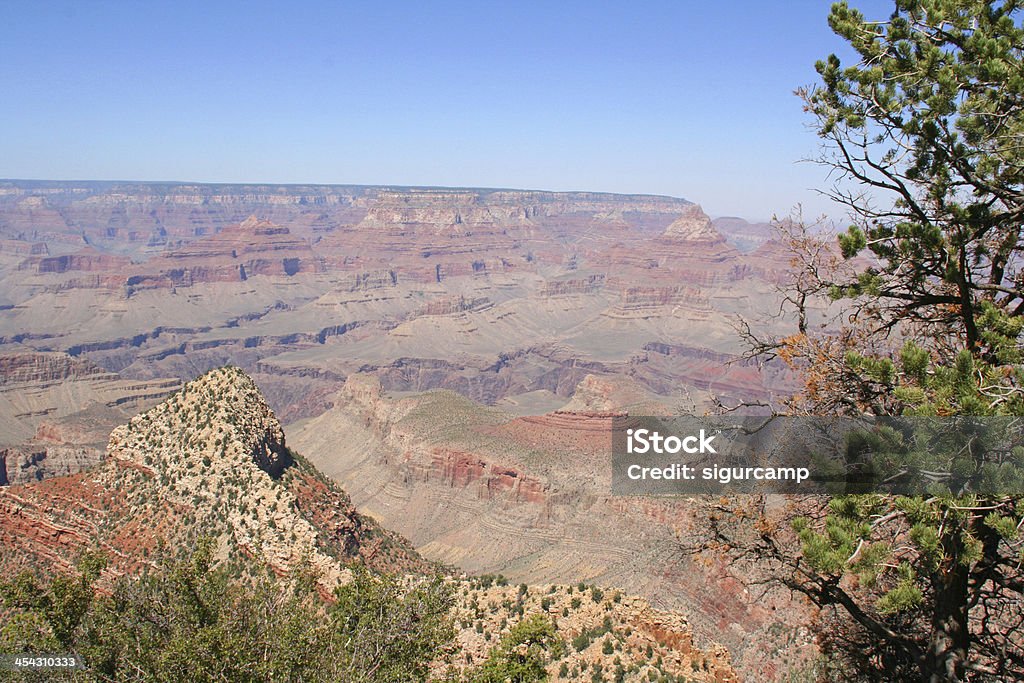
[954,246,979,352]
[920,562,970,682]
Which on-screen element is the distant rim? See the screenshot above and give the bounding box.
[0,178,692,203]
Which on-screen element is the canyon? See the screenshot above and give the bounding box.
[0,366,739,682]
[0,180,813,680]
[0,181,796,417]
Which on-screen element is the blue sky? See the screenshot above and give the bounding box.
[0,1,892,220]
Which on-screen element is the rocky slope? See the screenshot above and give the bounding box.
[445,578,738,682]
[0,366,738,682]
[290,374,813,680]
[0,367,428,586]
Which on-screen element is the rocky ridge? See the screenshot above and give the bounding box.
[0,367,428,585]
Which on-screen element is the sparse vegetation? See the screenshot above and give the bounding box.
[463,614,564,683]
[0,542,453,683]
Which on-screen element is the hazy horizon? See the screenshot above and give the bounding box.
[2,0,893,222]
[0,177,763,221]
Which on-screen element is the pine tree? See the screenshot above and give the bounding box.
[705,2,1024,681]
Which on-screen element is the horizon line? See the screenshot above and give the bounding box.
[0,178,699,204]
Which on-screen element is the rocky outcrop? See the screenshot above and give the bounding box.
[0,444,103,485]
[662,204,725,243]
[0,351,108,385]
[538,274,606,297]
[602,284,708,321]
[407,447,549,504]
[335,269,398,291]
[617,284,709,310]
[417,295,492,316]
[0,367,428,587]
[554,374,668,414]
[580,206,743,289]
[357,190,534,231]
[34,248,131,274]
[104,367,331,580]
